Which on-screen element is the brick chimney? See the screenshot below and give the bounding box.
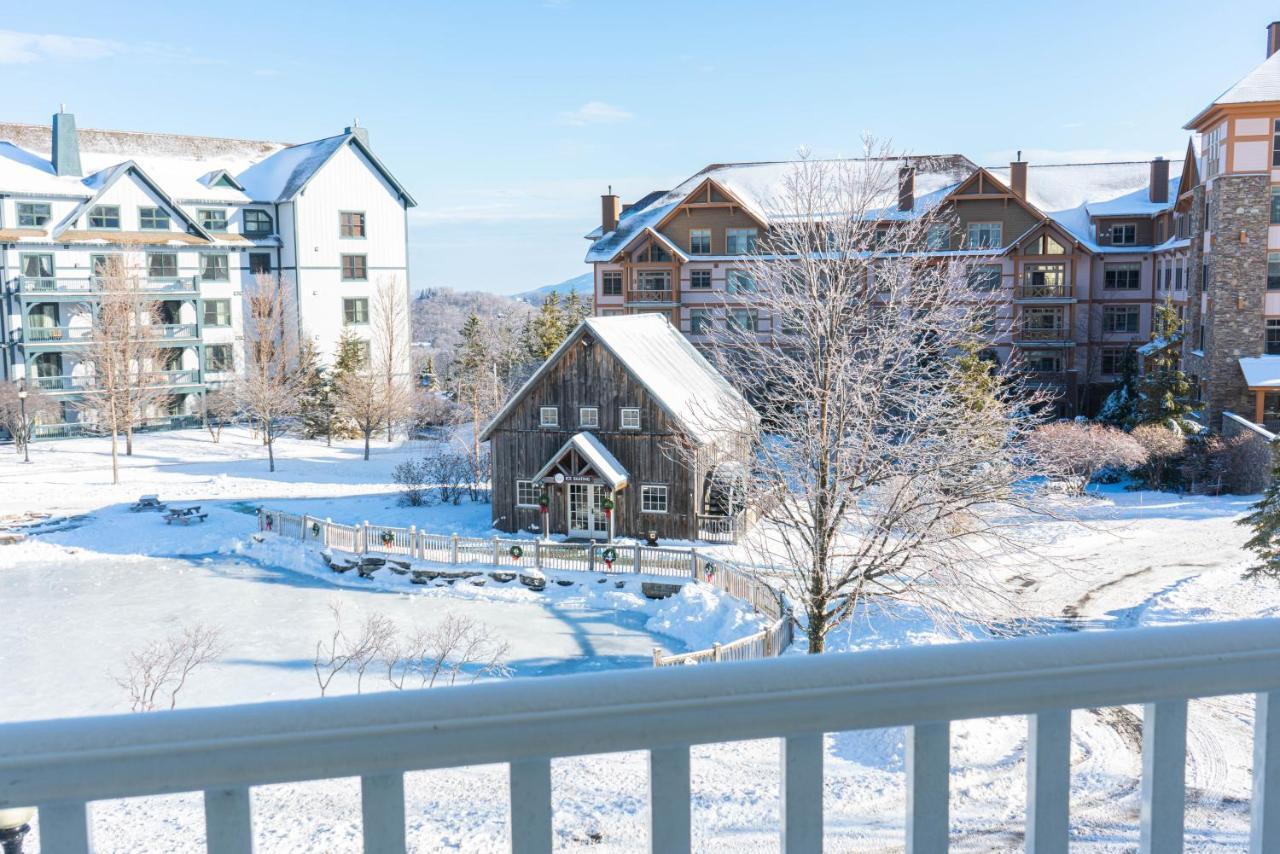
[601,188,621,233]
[1149,157,1170,204]
[51,106,82,177]
[1009,156,1027,199]
[898,166,915,212]
[1268,21,1280,57]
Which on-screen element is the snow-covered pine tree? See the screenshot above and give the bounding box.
[524,292,567,361]
[1132,297,1200,432]
[563,290,589,330]
[1239,442,1280,580]
[325,328,368,440]
[297,336,333,443]
[1098,349,1138,427]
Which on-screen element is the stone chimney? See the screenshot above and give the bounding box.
[1009,156,1027,199]
[601,188,621,233]
[898,166,915,212]
[1150,157,1170,204]
[345,120,369,147]
[1268,21,1280,57]
[51,106,82,178]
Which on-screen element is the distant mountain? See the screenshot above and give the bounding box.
[513,272,592,304]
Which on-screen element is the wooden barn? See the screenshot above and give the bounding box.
[480,314,758,542]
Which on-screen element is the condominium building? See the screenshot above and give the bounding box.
[0,111,415,435]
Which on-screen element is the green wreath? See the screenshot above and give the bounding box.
[380,530,395,546]
[601,546,618,563]
[509,544,524,560]
[311,522,321,536]
[601,497,615,512]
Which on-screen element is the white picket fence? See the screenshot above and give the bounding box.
[258,509,794,665]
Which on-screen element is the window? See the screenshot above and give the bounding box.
[578,407,599,428]
[1273,120,1280,168]
[1026,234,1067,255]
[341,254,368,281]
[1272,187,1280,226]
[926,223,950,250]
[690,269,712,289]
[1021,307,1064,337]
[205,344,234,373]
[728,308,758,331]
[647,242,672,263]
[1102,304,1140,333]
[516,480,541,507]
[620,407,640,430]
[967,265,1002,291]
[203,299,232,327]
[198,209,227,232]
[539,406,559,428]
[339,211,367,238]
[19,253,53,283]
[1103,263,1141,290]
[634,270,670,293]
[90,253,119,277]
[200,253,229,281]
[1023,264,1066,297]
[352,340,371,367]
[1100,347,1133,375]
[147,253,178,279]
[249,252,272,275]
[689,228,711,254]
[966,222,1002,249]
[138,207,169,230]
[726,269,756,293]
[1109,223,1137,246]
[342,297,369,325]
[17,202,51,227]
[1269,319,1280,356]
[725,228,757,255]
[601,271,622,296]
[1022,349,1064,373]
[690,308,712,334]
[1270,254,1280,291]
[641,485,668,514]
[1175,267,1184,291]
[242,209,273,236]
[88,205,120,229]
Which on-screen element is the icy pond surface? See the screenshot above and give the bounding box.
[0,551,685,723]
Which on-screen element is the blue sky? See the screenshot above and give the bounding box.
[2,1,1277,294]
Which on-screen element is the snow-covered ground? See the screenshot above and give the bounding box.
[0,429,1275,851]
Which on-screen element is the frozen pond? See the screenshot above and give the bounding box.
[0,550,686,723]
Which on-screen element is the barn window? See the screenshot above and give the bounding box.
[516,480,540,507]
[540,407,559,428]
[579,407,599,428]
[641,485,668,514]
[620,407,640,430]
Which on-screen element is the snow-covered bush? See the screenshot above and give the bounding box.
[1130,424,1186,490]
[392,459,432,507]
[426,448,471,505]
[1181,433,1272,495]
[1026,422,1147,493]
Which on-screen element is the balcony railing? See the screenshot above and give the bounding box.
[1016,326,1071,342]
[1015,282,1072,300]
[29,414,202,439]
[12,275,202,297]
[26,370,201,394]
[2,620,1279,852]
[21,323,199,345]
[627,288,675,303]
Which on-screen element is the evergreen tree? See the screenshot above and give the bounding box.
[525,292,567,361]
[326,328,367,439]
[563,290,589,330]
[1132,298,1200,432]
[1239,443,1280,580]
[296,336,333,443]
[1098,348,1138,427]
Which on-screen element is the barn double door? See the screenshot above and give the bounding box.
[567,483,610,539]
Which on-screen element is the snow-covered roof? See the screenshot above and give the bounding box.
[987,162,1182,251]
[532,432,629,490]
[1240,356,1280,389]
[480,314,758,446]
[1187,50,1280,128]
[586,156,976,263]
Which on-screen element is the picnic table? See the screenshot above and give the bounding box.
[130,495,166,513]
[163,506,208,525]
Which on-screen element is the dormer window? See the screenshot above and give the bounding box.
[199,209,228,232]
[1109,223,1137,246]
[139,207,170,231]
[88,205,120,229]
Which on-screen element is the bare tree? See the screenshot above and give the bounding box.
[383,614,510,690]
[201,387,236,443]
[694,143,1059,653]
[75,256,170,483]
[230,274,304,472]
[371,277,414,443]
[116,624,224,712]
[312,602,396,696]
[0,381,56,455]
[334,362,384,461]
[1027,422,1147,494]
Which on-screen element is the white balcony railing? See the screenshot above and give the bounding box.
[2,620,1280,851]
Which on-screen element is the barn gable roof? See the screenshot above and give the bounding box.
[479,314,757,446]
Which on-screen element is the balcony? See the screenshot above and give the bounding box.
[1014,326,1074,345]
[10,276,201,299]
[0,620,1278,851]
[21,323,199,348]
[1014,282,1075,303]
[627,288,675,305]
[26,370,202,395]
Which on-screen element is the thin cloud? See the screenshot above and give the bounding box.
[0,29,122,64]
[557,101,634,127]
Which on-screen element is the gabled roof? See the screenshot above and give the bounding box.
[201,169,244,191]
[1187,50,1280,129]
[51,160,213,241]
[532,432,629,490]
[236,132,416,206]
[480,314,758,446]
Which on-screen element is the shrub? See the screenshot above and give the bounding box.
[392,459,432,507]
[1130,424,1186,490]
[1027,422,1148,493]
[1178,432,1272,495]
[426,448,471,505]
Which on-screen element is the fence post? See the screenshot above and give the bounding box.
[451,534,459,564]
[534,540,542,570]
[362,521,370,554]
[713,642,722,662]
[633,544,641,574]
[408,525,417,559]
[492,536,500,565]
[589,545,596,574]
[301,514,310,541]
[690,551,698,581]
